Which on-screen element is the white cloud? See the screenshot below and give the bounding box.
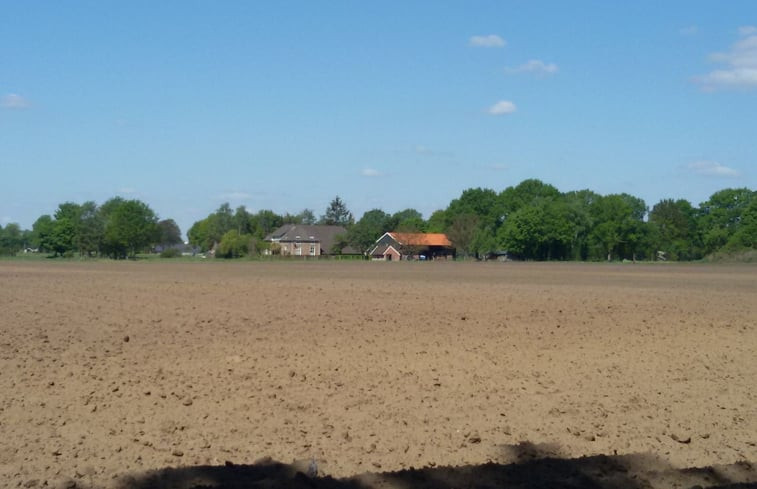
[361,168,383,177]
[1,93,30,109]
[695,31,757,90]
[469,34,506,48]
[696,68,757,89]
[505,59,559,76]
[687,160,741,177]
[218,191,253,201]
[738,25,757,36]
[487,100,517,115]
[679,25,698,36]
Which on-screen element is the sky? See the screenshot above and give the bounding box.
[1,1,756,237]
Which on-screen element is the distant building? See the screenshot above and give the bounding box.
[264,224,357,256]
[369,232,455,261]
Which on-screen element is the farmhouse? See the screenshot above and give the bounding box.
[264,224,356,256]
[369,232,455,261]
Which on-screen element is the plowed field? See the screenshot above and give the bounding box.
[1,261,755,488]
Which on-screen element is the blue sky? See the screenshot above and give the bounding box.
[2,2,755,237]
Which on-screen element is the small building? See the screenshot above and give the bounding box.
[369,232,455,261]
[264,224,357,257]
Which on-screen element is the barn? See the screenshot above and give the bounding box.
[369,232,455,261]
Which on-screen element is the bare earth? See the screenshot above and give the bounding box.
[1,261,756,489]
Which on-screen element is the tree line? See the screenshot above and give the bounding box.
[1,197,181,258]
[425,180,755,261]
[2,179,755,260]
[185,179,755,261]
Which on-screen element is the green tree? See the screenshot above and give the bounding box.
[31,215,55,253]
[347,209,392,255]
[49,202,81,256]
[77,201,104,256]
[331,233,350,255]
[444,188,505,259]
[0,225,6,254]
[725,197,757,251]
[298,208,316,225]
[499,179,561,216]
[319,196,354,227]
[217,230,252,258]
[497,197,583,260]
[281,212,301,225]
[391,208,426,232]
[186,203,240,251]
[649,199,700,260]
[0,223,24,255]
[252,210,284,238]
[588,194,648,261]
[99,197,127,258]
[233,206,252,234]
[447,188,502,230]
[497,206,542,258]
[22,229,33,250]
[471,228,498,258]
[426,209,447,233]
[562,190,598,260]
[487,181,583,260]
[187,217,213,251]
[157,219,183,247]
[103,200,159,258]
[99,197,125,224]
[188,206,285,248]
[446,214,479,258]
[50,221,76,256]
[208,203,234,242]
[541,199,580,260]
[698,188,755,255]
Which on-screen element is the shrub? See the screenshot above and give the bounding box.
[160,248,182,258]
[217,230,253,258]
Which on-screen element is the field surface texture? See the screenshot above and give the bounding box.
[1,261,756,489]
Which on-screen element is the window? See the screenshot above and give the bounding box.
[310,244,316,255]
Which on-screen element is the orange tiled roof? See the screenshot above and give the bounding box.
[389,232,452,247]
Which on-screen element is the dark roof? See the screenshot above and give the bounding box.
[370,243,390,256]
[265,224,357,254]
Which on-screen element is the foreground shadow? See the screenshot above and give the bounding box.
[113,442,756,489]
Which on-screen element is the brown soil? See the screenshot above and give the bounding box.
[1,261,755,488]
